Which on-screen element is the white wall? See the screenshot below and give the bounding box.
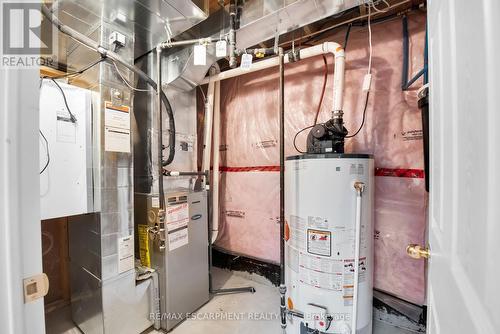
[0,65,45,333]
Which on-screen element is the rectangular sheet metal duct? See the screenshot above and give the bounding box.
[237,0,365,49]
[50,0,207,70]
[164,0,367,91]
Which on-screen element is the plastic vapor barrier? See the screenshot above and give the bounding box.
[210,12,427,305]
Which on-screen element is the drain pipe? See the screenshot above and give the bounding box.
[201,69,217,188]
[211,80,221,243]
[278,47,287,333]
[352,181,366,333]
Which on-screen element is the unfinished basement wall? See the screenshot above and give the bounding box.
[209,10,427,305]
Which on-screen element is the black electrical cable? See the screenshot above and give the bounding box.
[313,55,329,125]
[344,23,352,51]
[293,124,315,154]
[301,8,403,47]
[39,130,50,174]
[346,91,370,138]
[49,78,77,123]
[300,7,359,46]
[325,316,333,331]
[134,53,176,166]
[45,57,105,80]
[161,89,176,166]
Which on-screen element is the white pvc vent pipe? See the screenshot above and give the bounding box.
[203,42,346,244]
[201,42,346,111]
[211,81,221,243]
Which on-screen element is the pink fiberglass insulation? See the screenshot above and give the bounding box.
[217,171,281,261]
[215,12,427,305]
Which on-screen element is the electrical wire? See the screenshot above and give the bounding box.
[293,125,315,154]
[366,0,391,14]
[367,4,373,74]
[43,57,105,80]
[293,55,329,153]
[39,130,50,174]
[346,3,373,139]
[344,23,353,51]
[112,60,152,92]
[313,55,329,125]
[346,92,370,138]
[49,78,77,123]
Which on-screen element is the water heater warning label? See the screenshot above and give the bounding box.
[307,229,331,256]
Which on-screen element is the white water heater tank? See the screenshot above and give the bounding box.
[285,154,374,334]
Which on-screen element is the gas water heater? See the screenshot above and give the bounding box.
[285,153,374,334]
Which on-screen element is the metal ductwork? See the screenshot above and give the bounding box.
[236,0,364,49]
[163,0,366,91]
[161,8,229,91]
[40,2,207,334]
[48,0,207,76]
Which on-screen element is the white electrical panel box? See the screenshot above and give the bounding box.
[39,80,93,220]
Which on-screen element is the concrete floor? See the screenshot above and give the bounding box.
[156,269,281,334]
[46,268,423,334]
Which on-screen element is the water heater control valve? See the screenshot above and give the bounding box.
[304,303,329,332]
[306,116,348,154]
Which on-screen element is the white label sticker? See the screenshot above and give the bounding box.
[105,107,130,129]
[105,128,131,153]
[104,103,130,153]
[240,53,253,70]
[307,229,331,256]
[194,44,207,65]
[118,235,134,273]
[216,40,227,57]
[168,227,189,251]
[151,196,159,208]
[166,202,189,231]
